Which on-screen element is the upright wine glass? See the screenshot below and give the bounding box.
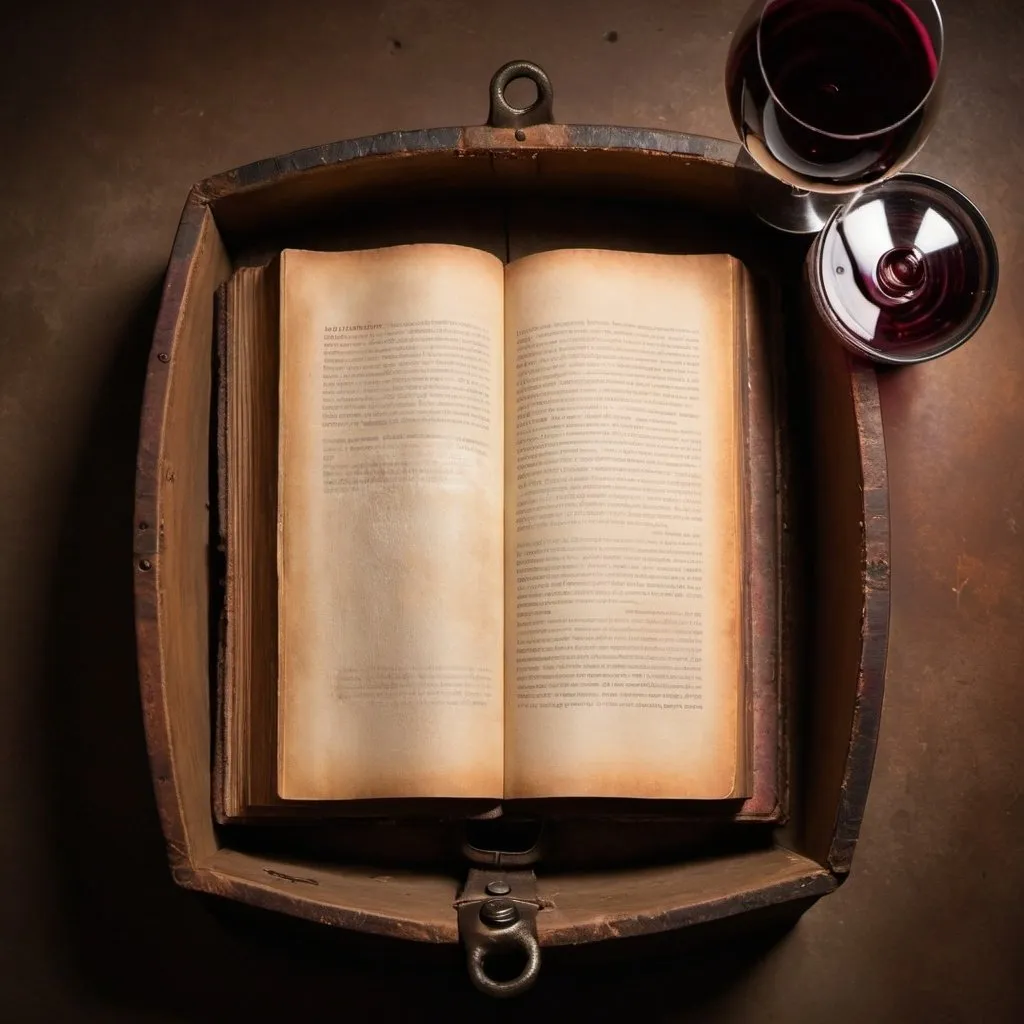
[725,0,944,232]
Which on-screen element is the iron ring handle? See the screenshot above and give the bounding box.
[466,926,541,998]
[487,60,554,128]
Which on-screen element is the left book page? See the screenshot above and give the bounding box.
[277,245,505,800]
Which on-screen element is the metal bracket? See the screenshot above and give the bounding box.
[456,868,542,998]
[487,60,554,128]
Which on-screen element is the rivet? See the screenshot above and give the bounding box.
[485,880,511,896]
[480,897,519,928]
[514,129,526,141]
[139,559,153,571]
[158,352,170,363]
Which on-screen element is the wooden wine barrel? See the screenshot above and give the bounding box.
[133,62,889,996]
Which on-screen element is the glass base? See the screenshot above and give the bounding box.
[735,150,842,234]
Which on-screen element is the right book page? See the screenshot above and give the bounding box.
[503,249,748,799]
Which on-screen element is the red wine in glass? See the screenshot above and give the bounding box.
[809,175,998,364]
[726,0,943,195]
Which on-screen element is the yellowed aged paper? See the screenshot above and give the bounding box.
[277,245,505,799]
[503,249,744,799]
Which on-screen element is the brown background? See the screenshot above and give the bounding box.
[2,0,1022,1019]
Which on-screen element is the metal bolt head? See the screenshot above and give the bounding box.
[479,897,519,928]
[485,880,511,896]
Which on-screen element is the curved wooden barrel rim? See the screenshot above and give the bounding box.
[134,119,889,947]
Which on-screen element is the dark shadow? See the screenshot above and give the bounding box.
[39,277,192,975]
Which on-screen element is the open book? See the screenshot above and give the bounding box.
[217,244,754,816]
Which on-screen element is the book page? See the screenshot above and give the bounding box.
[218,265,280,820]
[503,249,745,799]
[278,245,504,800]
